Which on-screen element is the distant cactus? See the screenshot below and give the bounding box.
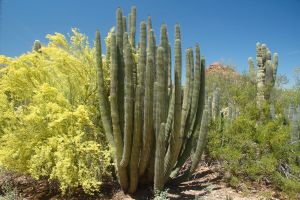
[207,96,212,122]
[296,105,300,121]
[288,103,295,122]
[32,40,42,52]
[212,87,220,120]
[248,57,255,82]
[251,43,278,107]
[95,7,208,193]
[270,104,275,119]
[290,114,299,143]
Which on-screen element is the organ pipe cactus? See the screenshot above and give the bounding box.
[290,114,299,144]
[289,103,295,122]
[248,57,255,83]
[250,43,278,107]
[207,96,212,122]
[270,104,275,119]
[95,7,208,193]
[212,87,220,120]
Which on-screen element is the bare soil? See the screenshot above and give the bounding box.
[0,163,286,200]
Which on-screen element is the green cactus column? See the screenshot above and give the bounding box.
[129,6,136,48]
[120,33,134,167]
[248,57,255,83]
[139,29,155,176]
[212,87,220,120]
[164,24,183,181]
[33,40,42,52]
[154,123,166,192]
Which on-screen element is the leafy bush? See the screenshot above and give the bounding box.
[0,29,111,193]
[208,102,300,198]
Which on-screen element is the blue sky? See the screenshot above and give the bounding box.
[0,0,300,85]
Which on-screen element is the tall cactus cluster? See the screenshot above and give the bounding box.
[248,43,278,107]
[95,7,208,193]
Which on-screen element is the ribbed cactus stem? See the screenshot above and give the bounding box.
[272,53,278,83]
[139,49,155,176]
[129,6,136,48]
[188,46,201,129]
[248,57,255,82]
[164,87,174,141]
[128,84,143,193]
[155,47,166,136]
[160,24,170,118]
[116,8,124,52]
[212,87,220,120]
[164,32,182,180]
[95,30,114,148]
[207,96,212,122]
[116,8,125,136]
[137,21,147,88]
[291,114,299,143]
[192,55,206,145]
[189,109,208,175]
[147,16,152,33]
[33,40,42,52]
[154,123,166,192]
[168,44,172,96]
[109,31,128,191]
[122,16,127,32]
[174,48,192,168]
[120,33,134,167]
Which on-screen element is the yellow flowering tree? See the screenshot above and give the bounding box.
[0,29,111,193]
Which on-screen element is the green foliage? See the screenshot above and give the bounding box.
[0,29,111,193]
[0,182,18,200]
[208,102,300,197]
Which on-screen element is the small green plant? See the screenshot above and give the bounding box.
[154,189,170,200]
[0,182,18,200]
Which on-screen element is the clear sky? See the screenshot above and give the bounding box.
[0,0,300,85]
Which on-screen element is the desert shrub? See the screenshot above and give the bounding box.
[208,102,300,197]
[0,29,111,193]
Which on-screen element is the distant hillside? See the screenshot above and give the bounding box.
[206,62,240,78]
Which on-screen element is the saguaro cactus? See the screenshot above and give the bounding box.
[250,43,278,107]
[96,7,208,193]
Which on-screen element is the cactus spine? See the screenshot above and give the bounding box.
[96,7,207,193]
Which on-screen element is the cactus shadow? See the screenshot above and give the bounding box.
[166,168,222,199]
